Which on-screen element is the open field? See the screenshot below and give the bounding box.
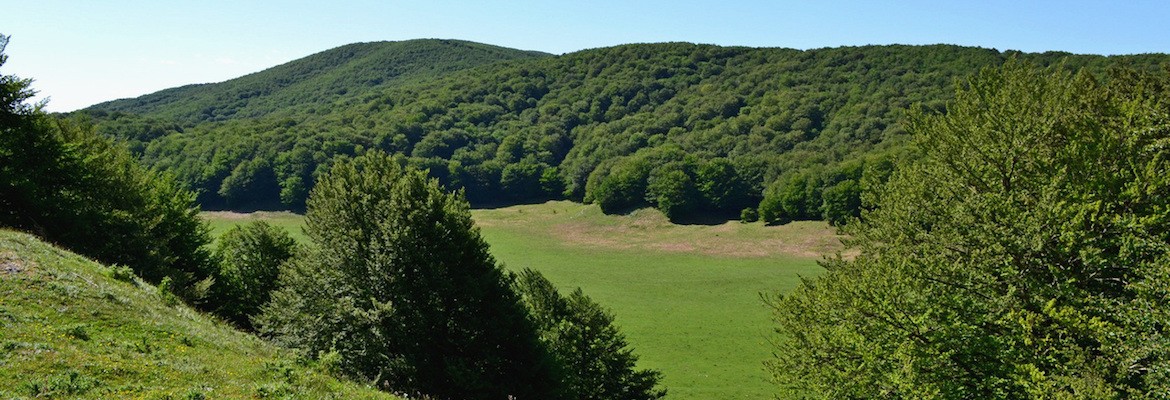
[202,201,842,399]
[203,210,308,243]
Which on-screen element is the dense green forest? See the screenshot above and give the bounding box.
[80,40,1170,222]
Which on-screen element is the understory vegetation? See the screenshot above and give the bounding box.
[769,63,1170,398]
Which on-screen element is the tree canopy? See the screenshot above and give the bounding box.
[0,35,214,298]
[79,41,1170,222]
[768,62,1170,398]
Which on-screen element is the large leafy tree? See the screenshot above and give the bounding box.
[769,63,1170,398]
[0,35,214,296]
[256,151,560,399]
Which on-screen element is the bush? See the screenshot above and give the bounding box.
[514,269,665,400]
[740,207,759,223]
[107,265,136,283]
[210,221,296,328]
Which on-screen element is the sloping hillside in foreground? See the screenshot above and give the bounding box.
[0,230,396,399]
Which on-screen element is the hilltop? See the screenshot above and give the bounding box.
[78,41,1170,218]
[89,39,550,124]
[0,229,396,399]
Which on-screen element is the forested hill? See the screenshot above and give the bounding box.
[88,39,551,124]
[78,41,1170,219]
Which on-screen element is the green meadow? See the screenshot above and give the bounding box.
[203,201,840,400]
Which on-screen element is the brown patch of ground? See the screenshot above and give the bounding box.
[473,202,853,260]
[0,251,31,275]
[549,220,846,259]
[201,211,253,220]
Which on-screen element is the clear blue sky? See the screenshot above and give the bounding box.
[3,0,1168,112]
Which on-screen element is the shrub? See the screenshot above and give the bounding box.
[514,269,665,400]
[740,207,759,223]
[210,221,296,328]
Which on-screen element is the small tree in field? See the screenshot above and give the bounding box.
[210,221,296,328]
[514,268,666,400]
[256,151,559,400]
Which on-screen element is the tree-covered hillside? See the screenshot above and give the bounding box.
[79,41,1170,219]
[89,39,550,124]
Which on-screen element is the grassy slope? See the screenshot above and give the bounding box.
[0,230,396,399]
[204,201,838,400]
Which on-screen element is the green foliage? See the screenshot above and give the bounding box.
[87,39,548,124]
[696,158,751,213]
[759,172,820,224]
[256,151,560,399]
[646,163,699,221]
[106,264,136,283]
[740,207,759,223]
[819,179,860,226]
[500,160,549,201]
[514,269,666,400]
[82,42,1168,220]
[0,35,214,300]
[210,221,297,328]
[588,157,651,213]
[0,230,396,399]
[769,63,1170,398]
[218,158,281,210]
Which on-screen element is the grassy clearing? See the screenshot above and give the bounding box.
[202,201,840,400]
[0,229,395,399]
[203,211,307,243]
[474,202,835,400]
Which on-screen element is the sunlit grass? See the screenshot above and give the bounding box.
[0,230,395,399]
[202,201,837,400]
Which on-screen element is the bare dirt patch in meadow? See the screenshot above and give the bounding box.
[549,217,846,259]
[483,201,851,259]
[0,251,31,275]
[201,211,253,220]
[202,211,299,221]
